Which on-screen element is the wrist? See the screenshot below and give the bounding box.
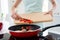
[11,7,16,11]
[51,6,56,11]
[11,7,16,14]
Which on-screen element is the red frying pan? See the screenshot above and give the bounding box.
[8,24,60,40]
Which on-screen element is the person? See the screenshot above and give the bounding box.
[11,0,56,35]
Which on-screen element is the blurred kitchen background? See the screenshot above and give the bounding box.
[0,0,60,39]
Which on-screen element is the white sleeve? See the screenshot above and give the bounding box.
[42,0,49,12]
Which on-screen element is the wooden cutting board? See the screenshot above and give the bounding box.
[14,12,53,24]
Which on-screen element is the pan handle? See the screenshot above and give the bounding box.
[41,24,60,32]
[39,24,60,40]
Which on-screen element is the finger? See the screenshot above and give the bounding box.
[11,14,19,20]
[11,15,16,19]
[44,12,49,15]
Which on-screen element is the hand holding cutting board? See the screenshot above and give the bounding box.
[11,8,54,24]
[12,12,53,24]
[11,13,33,24]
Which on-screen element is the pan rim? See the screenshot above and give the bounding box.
[9,28,41,33]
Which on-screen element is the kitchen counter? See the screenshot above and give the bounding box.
[48,27,60,35]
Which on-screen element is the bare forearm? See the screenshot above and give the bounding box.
[50,0,56,8]
[12,0,22,9]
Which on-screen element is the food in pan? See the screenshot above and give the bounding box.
[15,26,34,32]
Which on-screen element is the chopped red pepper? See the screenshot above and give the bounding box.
[20,18,33,24]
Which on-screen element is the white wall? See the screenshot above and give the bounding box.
[0,0,1,13]
[1,0,9,21]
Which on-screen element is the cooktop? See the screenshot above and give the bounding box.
[0,33,54,40]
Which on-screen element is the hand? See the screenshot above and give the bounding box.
[11,7,33,23]
[11,7,22,20]
[44,10,53,16]
[11,13,21,20]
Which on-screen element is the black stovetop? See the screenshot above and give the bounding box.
[0,33,54,40]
